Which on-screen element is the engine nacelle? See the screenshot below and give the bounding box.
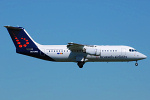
[84,48,101,56]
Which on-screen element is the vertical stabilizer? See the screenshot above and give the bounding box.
[4,26,55,61]
[4,26,38,48]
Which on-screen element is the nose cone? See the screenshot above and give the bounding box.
[138,53,147,59]
[142,54,147,59]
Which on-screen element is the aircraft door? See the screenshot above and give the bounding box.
[121,48,126,56]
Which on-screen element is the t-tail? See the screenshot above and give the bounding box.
[4,26,55,61]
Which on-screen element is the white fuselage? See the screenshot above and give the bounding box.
[5,26,147,68]
[37,44,146,62]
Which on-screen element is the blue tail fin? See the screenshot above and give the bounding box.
[4,26,37,48]
[5,26,55,61]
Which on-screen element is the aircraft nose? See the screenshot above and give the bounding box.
[138,53,147,59]
[142,54,147,59]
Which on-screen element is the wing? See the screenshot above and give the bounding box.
[67,42,95,51]
[67,42,85,50]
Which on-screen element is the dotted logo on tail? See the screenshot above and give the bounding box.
[13,33,29,48]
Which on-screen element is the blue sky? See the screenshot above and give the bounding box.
[0,0,150,100]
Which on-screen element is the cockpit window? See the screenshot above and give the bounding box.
[129,49,136,52]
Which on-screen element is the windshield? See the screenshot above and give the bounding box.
[129,49,136,52]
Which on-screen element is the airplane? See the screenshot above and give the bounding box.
[4,26,147,68]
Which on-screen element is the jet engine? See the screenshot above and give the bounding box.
[84,48,100,56]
